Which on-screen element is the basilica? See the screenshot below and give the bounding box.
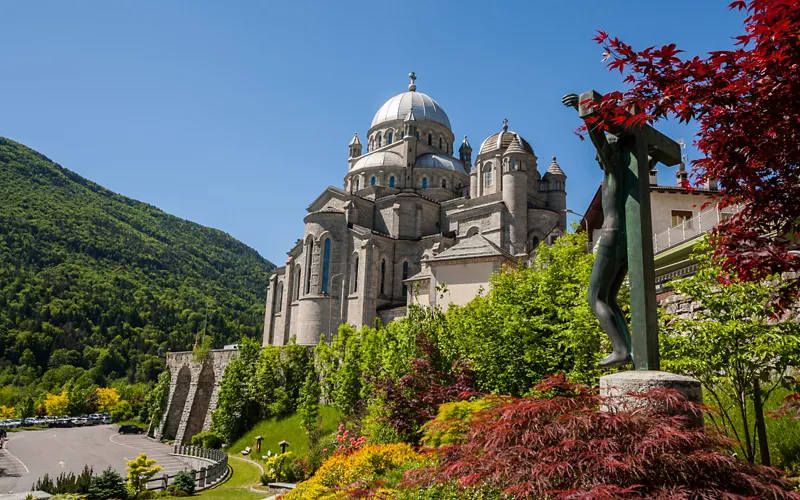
[263,73,568,346]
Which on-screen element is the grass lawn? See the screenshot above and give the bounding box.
[228,406,342,458]
[161,454,266,500]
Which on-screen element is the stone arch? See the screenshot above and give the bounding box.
[183,362,215,444]
[466,226,480,237]
[162,366,190,440]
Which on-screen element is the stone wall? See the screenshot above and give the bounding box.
[155,349,237,445]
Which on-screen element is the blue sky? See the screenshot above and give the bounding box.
[0,1,745,264]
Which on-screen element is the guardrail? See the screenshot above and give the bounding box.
[145,445,228,492]
[653,205,739,254]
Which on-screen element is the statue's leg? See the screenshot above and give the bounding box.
[607,257,632,363]
[588,230,629,367]
[589,229,632,367]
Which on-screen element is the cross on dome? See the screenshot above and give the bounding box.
[408,72,417,91]
[502,119,508,132]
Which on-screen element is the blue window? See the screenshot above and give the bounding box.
[401,130,405,139]
[305,240,314,294]
[387,131,393,145]
[389,176,395,188]
[377,133,382,148]
[421,177,428,189]
[321,239,331,294]
[371,176,376,186]
[415,131,419,140]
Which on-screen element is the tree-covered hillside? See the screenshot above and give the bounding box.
[0,137,274,390]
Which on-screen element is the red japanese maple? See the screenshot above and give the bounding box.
[405,376,800,499]
[588,0,800,305]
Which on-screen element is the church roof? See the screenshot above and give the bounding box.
[351,151,405,172]
[349,133,361,146]
[504,134,527,155]
[416,153,469,174]
[424,234,514,263]
[479,120,534,155]
[544,156,565,177]
[371,76,450,130]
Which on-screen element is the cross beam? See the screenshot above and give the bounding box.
[580,90,681,371]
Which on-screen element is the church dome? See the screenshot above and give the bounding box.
[416,153,468,174]
[351,151,405,172]
[371,73,451,130]
[479,121,534,156]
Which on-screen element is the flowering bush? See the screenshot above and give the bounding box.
[281,443,426,499]
[405,376,800,499]
[333,424,367,455]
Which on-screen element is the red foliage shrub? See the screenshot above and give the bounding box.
[372,333,476,443]
[405,376,800,499]
[771,391,800,421]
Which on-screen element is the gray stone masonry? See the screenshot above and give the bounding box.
[600,371,703,426]
[156,349,236,445]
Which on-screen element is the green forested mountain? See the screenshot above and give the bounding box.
[0,136,274,391]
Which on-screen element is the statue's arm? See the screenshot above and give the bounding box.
[562,93,612,169]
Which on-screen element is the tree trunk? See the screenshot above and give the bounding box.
[753,377,771,466]
[738,390,754,462]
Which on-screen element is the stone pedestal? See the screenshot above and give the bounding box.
[600,371,703,425]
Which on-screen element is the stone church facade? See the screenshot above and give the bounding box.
[263,74,568,346]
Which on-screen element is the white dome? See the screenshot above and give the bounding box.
[351,151,405,172]
[416,153,468,174]
[371,91,451,130]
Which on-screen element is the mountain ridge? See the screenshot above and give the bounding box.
[0,136,274,386]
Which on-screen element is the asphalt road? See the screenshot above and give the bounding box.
[0,425,189,494]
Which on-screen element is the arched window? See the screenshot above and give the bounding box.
[421,177,428,189]
[415,131,420,140]
[321,239,331,294]
[400,130,405,139]
[387,131,393,145]
[293,265,301,300]
[531,236,540,249]
[486,166,494,186]
[389,176,395,188]
[275,282,283,313]
[401,261,409,297]
[441,178,447,188]
[439,137,443,150]
[510,159,516,170]
[354,178,360,191]
[371,176,376,186]
[305,240,314,294]
[466,226,480,237]
[351,255,359,293]
[377,133,382,148]
[380,259,386,295]
[428,134,432,146]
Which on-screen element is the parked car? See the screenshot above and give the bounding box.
[118,424,145,435]
[56,417,74,428]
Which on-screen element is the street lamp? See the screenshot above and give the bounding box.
[325,273,343,341]
[564,208,588,233]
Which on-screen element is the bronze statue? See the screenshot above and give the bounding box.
[563,91,681,370]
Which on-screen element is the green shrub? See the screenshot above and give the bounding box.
[88,467,127,500]
[171,471,195,496]
[420,398,500,448]
[190,430,223,450]
[110,401,134,423]
[264,452,296,483]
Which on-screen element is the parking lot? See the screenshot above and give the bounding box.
[0,425,189,494]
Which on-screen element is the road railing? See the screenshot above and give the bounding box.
[653,204,740,254]
[145,445,228,492]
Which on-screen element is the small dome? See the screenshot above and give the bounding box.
[351,151,404,172]
[416,153,468,174]
[544,156,565,177]
[479,122,534,156]
[371,91,451,130]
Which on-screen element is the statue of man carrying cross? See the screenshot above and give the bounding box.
[563,91,682,370]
